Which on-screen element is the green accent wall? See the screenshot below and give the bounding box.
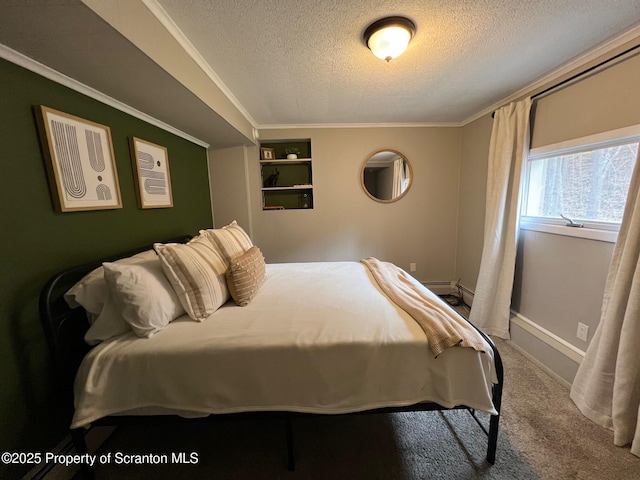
[0,58,212,478]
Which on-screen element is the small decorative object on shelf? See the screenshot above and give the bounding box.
[285,146,300,160]
[260,147,275,160]
[264,168,280,187]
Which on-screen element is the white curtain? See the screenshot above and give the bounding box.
[469,98,532,338]
[402,159,411,192]
[570,147,640,457]
[392,157,403,198]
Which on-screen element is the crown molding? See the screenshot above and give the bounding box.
[141,1,461,132]
[462,22,640,126]
[153,10,639,131]
[8,4,638,140]
[0,43,209,148]
[141,0,258,129]
[256,20,640,130]
[258,122,461,130]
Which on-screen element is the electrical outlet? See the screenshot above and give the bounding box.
[577,322,589,342]
[409,263,416,272]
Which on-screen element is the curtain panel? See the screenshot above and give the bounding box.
[469,98,532,338]
[570,147,640,457]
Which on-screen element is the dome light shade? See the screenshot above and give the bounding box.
[364,16,416,62]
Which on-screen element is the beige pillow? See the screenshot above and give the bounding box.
[154,235,229,321]
[201,221,253,263]
[225,246,266,306]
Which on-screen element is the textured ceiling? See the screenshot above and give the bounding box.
[157,0,640,126]
[1,0,640,145]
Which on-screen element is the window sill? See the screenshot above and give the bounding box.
[519,220,618,243]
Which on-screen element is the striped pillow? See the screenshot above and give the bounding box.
[201,221,253,263]
[154,235,229,321]
[225,246,266,306]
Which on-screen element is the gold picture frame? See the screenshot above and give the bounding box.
[36,105,122,212]
[260,147,275,160]
[129,137,173,209]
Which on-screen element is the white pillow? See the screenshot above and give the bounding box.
[102,259,185,338]
[64,249,157,318]
[84,290,131,345]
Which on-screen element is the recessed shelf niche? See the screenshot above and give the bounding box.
[259,139,313,210]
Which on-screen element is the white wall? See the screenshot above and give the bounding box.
[208,145,252,234]
[210,126,462,283]
[514,52,640,383]
[531,52,640,148]
[458,52,640,385]
[210,52,640,385]
[456,114,493,292]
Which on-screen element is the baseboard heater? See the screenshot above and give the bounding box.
[422,281,454,294]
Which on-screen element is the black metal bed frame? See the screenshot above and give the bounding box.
[39,236,504,475]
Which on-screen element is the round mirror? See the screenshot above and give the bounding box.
[361,150,413,202]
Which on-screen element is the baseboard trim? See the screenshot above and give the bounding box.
[510,311,585,364]
[449,283,583,384]
[505,339,572,389]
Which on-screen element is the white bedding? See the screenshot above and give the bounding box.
[71,262,497,428]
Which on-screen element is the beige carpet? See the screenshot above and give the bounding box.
[70,338,638,480]
[490,338,638,479]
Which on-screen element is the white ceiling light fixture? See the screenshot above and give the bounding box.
[363,16,416,62]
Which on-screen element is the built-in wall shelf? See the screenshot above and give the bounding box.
[260,158,312,164]
[261,185,313,191]
[259,139,313,210]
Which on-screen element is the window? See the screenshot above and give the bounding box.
[525,142,638,222]
[521,125,640,241]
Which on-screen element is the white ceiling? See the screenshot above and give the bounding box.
[155,0,640,126]
[1,0,640,146]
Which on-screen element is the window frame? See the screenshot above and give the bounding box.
[520,124,640,243]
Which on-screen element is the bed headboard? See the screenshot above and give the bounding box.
[39,235,193,398]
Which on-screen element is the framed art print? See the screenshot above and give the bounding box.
[36,106,122,212]
[260,147,275,160]
[130,137,173,208]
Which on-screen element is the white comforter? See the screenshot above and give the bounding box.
[71,262,497,428]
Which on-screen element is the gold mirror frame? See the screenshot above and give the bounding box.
[360,149,413,203]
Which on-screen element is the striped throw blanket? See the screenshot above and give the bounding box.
[361,257,487,357]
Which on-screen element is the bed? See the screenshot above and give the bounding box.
[39,226,503,473]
